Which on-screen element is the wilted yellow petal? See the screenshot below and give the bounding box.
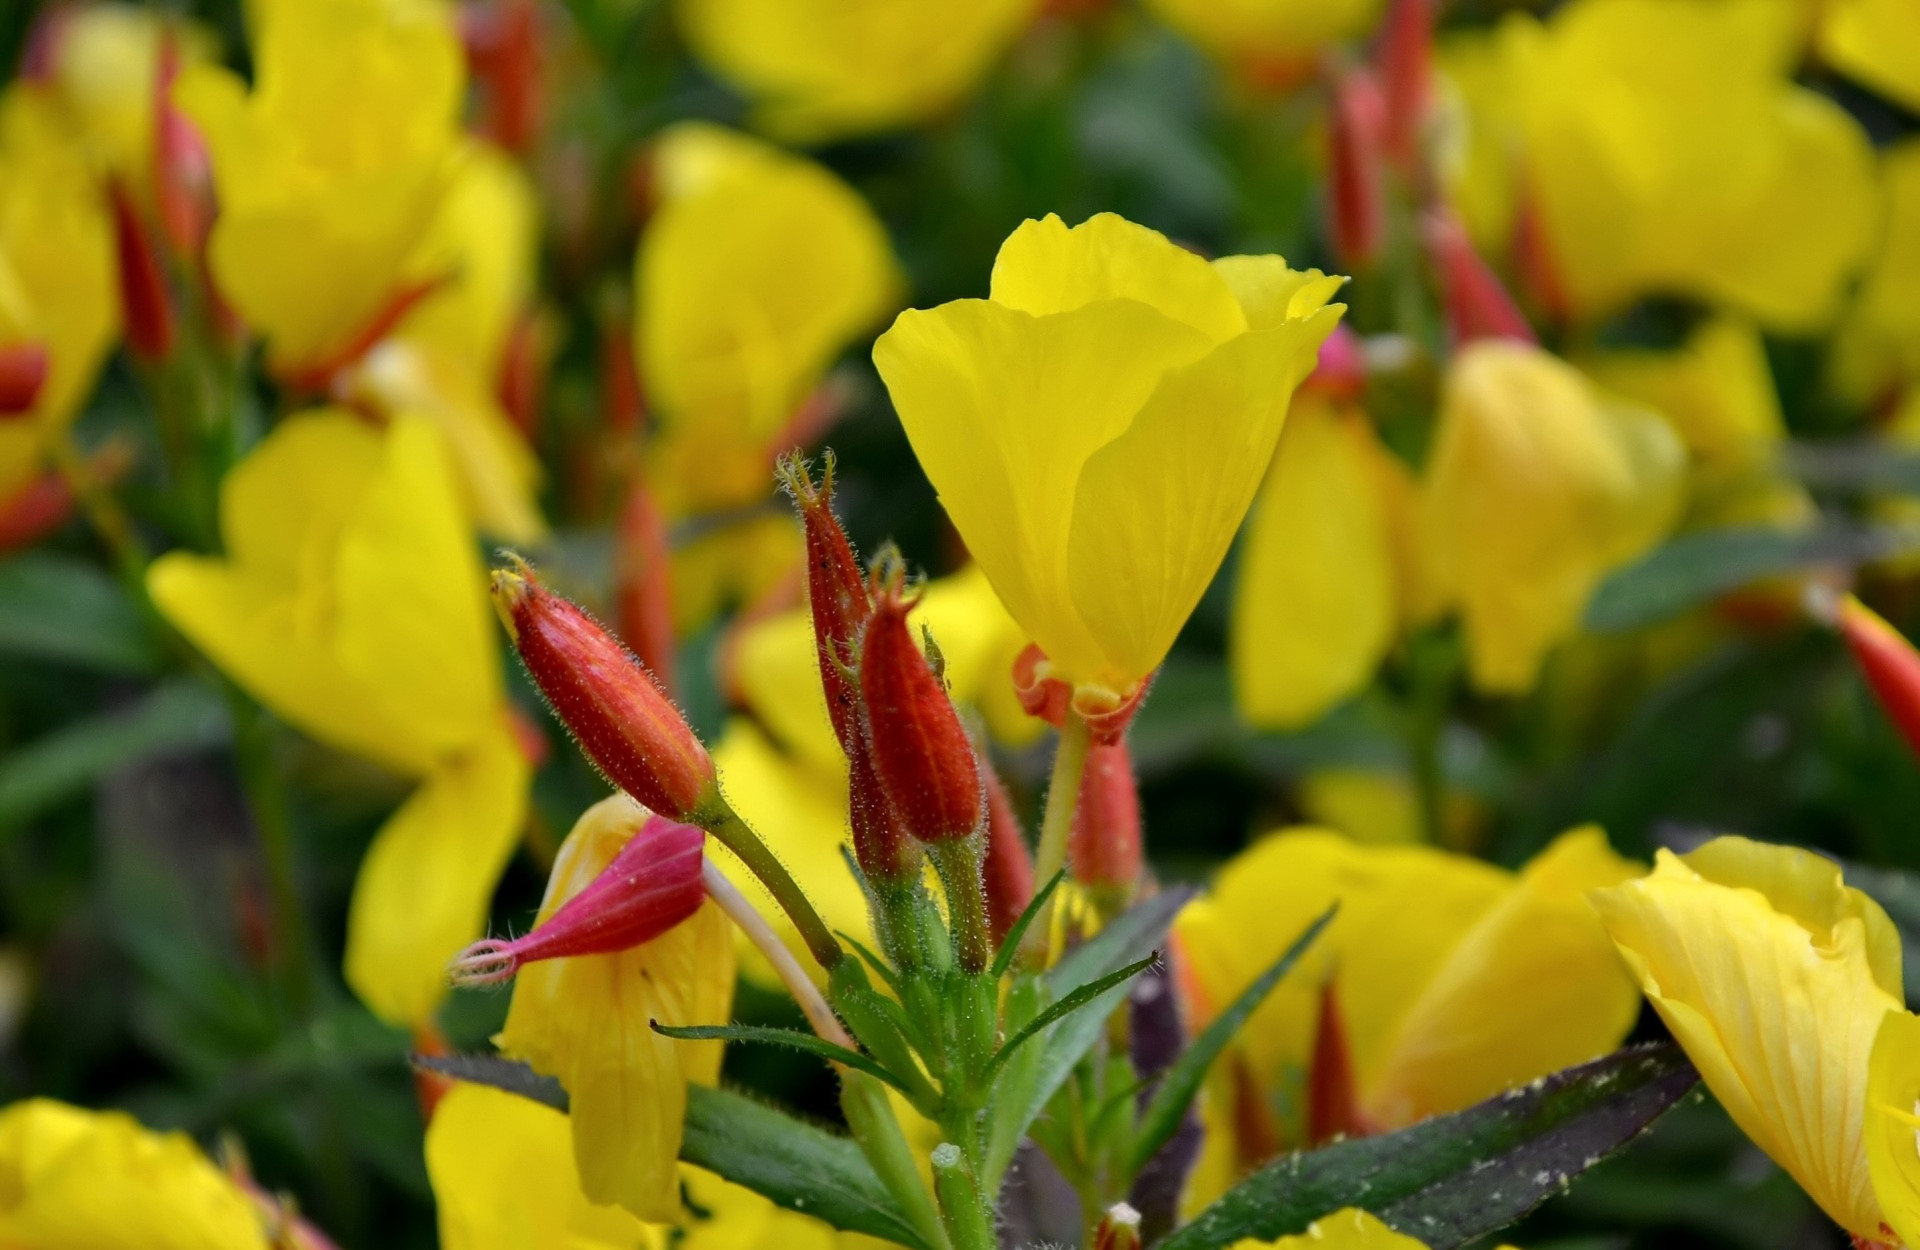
[1592,838,1901,1240]
[1231,401,1398,730]
[500,795,737,1222]
[0,1099,268,1249]
[426,1083,661,1250]
[1867,1010,1920,1250]
[1820,0,1920,116]
[344,722,529,1027]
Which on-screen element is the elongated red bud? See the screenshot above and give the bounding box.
[1838,595,1920,761]
[615,476,678,696]
[154,28,212,257]
[497,309,545,438]
[1070,739,1142,895]
[860,570,983,844]
[449,813,706,984]
[464,0,542,153]
[1423,211,1535,347]
[982,764,1035,945]
[493,560,718,821]
[1377,0,1433,170]
[777,451,872,753]
[0,344,49,416]
[111,184,175,361]
[1326,68,1387,272]
[605,313,644,436]
[1307,979,1363,1146]
[850,744,917,884]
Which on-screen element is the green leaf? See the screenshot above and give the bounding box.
[0,552,161,674]
[0,678,230,829]
[1158,1044,1698,1250]
[1585,522,1920,634]
[414,1053,930,1249]
[1784,439,1920,495]
[650,1020,917,1098]
[981,952,1159,1085]
[1123,905,1335,1178]
[989,869,1066,980]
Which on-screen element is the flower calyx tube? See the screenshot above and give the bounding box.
[1830,593,1920,761]
[1013,643,1152,746]
[1070,737,1143,912]
[448,813,707,986]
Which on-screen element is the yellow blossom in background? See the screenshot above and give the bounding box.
[1819,0,1920,116]
[1144,0,1383,82]
[877,212,1343,711]
[499,794,736,1223]
[1424,340,1685,694]
[178,0,465,374]
[1237,1207,1520,1250]
[148,411,527,1027]
[0,85,119,501]
[0,1099,268,1249]
[1592,837,1908,1243]
[676,0,1037,141]
[1178,825,1640,1183]
[1834,140,1920,407]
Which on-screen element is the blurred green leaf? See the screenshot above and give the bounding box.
[1785,440,1920,495]
[0,552,161,674]
[1159,1045,1699,1250]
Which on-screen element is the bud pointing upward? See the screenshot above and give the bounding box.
[1835,594,1920,763]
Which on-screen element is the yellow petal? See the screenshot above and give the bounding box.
[1142,0,1386,73]
[344,722,529,1027]
[0,1099,268,1249]
[1867,1010,1920,1249]
[1583,316,1785,470]
[1242,1207,1433,1250]
[1835,140,1920,406]
[499,796,737,1222]
[1211,254,1347,332]
[1821,0,1920,123]
[668,510,803,639]
[1366,827,1642,1129]
[399,142,540,374]
[426,1083,662,1250]
[677,1164,843,1250]
[1231,400,1398,730]
[992,214,1248,342]
[1590,838,1900,1239]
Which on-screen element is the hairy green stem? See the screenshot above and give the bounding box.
[931,1142,995,1250]
[1025,713,1092,960]
[841,1070,951,1250]
[704,804,844,971]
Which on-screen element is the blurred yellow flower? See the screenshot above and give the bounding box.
[1234,1207,1520,1250]
[1592,837,1907,1243]
[1178,826,1640,1173]
[1819,0,1920,116]
[676,0,1036,141]
[1835,140,1920,407]
[876,212,1343,711]
[1423,340,1684,693]
[498,794,736,1223]
[0,85,119,501]
[178,0,464,374]
[148,411,527,1027]
[0,1099,268,1249]
[1144,0,1383,81]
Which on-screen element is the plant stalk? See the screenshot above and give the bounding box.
[1025,712,1092,961]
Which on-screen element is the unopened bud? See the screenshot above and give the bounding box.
[1094,1204,1143,1250]
[1307,979,1363,1146]
[1070,739,1142,897]
[493,559,718,821]
[981,765,1034,945]
[448,813,706,985]
[1377,0,1433,170]
[0,343,49,415]
[614,477,678,696]
[154,27,212,257]
[859,571,983,844]
[1836,595,1920,762]
[777,450,872,753]
[464,0,542,153]
[1423,211,1535,347]
[111,185,175,361]
[497,309,546,438]
[1325,68,1387,271]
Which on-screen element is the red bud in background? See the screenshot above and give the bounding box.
[1325,68,1387,272]
[982,765,1035,945]
[1069,739,1141,896]
[111,185,175,361]
[1423,210,1535,347]
[0,344,49,416]
[1377,0,1433,171]
[860,571,983,845]
[493,559,717,821]
[497,310,546,439]
[154,27,213,257]
[464,0,542,153]
[447,813,706,984]
[614,476,678,697]
[1307,980,1364,1146]
[603,312,644,437]
[1838,595,1920,762]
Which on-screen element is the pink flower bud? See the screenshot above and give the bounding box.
[860,575,983,844]
[1301,324,1366,402]
[449,813,706,985]
[1070,739,1141,893]
[154,28,213,257]
[0,344,49,416]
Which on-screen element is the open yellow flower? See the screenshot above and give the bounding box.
[1178,825,1640,1182]
[0,1099,268,1249]
[676,0,1036,141]
[876,213,1344,711]
[1144,0,1383,81]
[178,0,464,375]
[148,411,527,1027]
[1819,0,1920,116]
[498,794,736,1223]
[1423,340,1685,693]
[1234,1207,1521,1250]
[1835,140,1920,408]
[1868,1011,1920,1248]
[1592,837,1908,1243]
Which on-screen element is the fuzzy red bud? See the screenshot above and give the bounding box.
[1070,739,1142,894]
[982,764,1035,945]
[1839,595,1920,762]
[859,580,983,844]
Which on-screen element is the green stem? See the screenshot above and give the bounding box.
[704,805,843,971]
[1024,713,1092,961]
[227,693,314,1014]
[840,1070,951,1250]
[931,1141,995,1250]
[929,838,991,975]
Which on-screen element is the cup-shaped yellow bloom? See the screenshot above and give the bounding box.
[1592,837,1906,1242]
[1178,827,1640,1150]
[1819,0,1920,116]
[1423,340,1685,694]
[148,411,526,1026]
[499,794,736,1223]
[1144,0,1383,80]
[0,86,119,500]
[676,0,1035,141]
[876,213,1344,710]
[0,1099,269,1249]
[178,0,464,374]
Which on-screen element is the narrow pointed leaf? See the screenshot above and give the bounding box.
[650,1021,916,1096]
[990,869,1067,980]
[982,952,1159,1085]
[1158,1044,1698,1250]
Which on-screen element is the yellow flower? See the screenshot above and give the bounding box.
[148,411,527,1027]
[876,213,1344,710]
[1868,1010,1920,1248]
[675,0,1036,141]
[1819,0,1920,116]
[0,85,119,501]
[498,794,737,1223]
[1144,0,1383,80]
[426,1083,661,1250]
[1423,340,1685,693]
[178,0,464,374]
[1591,837,1906,1242]
[0,1099,269,1249]
[1835,140,1920,407]
[1233,1207,1521,1250]
[1177,827,1640,1165]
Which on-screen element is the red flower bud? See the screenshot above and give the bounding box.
[0,343,49,416]
[1839,595,1920,762]
[859,574,983,844]
[493,560,718,821]
[849,744,918,884]
[448,813,706,984]
[497,309,546,438]
[154,28,213,257]
[1377,0,1433,171]
[982,764,1034,945]
[1423,211,1536,347]
[614,476,678,697]
[1307,979,1364,1146]
[603,314,644,436]
[111,184,175,361]
[1013,644,1152,745]
[1325,68,1387,272]
[1070,739,1142,893]
[778,451,872,754]
[464,0,543,153]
